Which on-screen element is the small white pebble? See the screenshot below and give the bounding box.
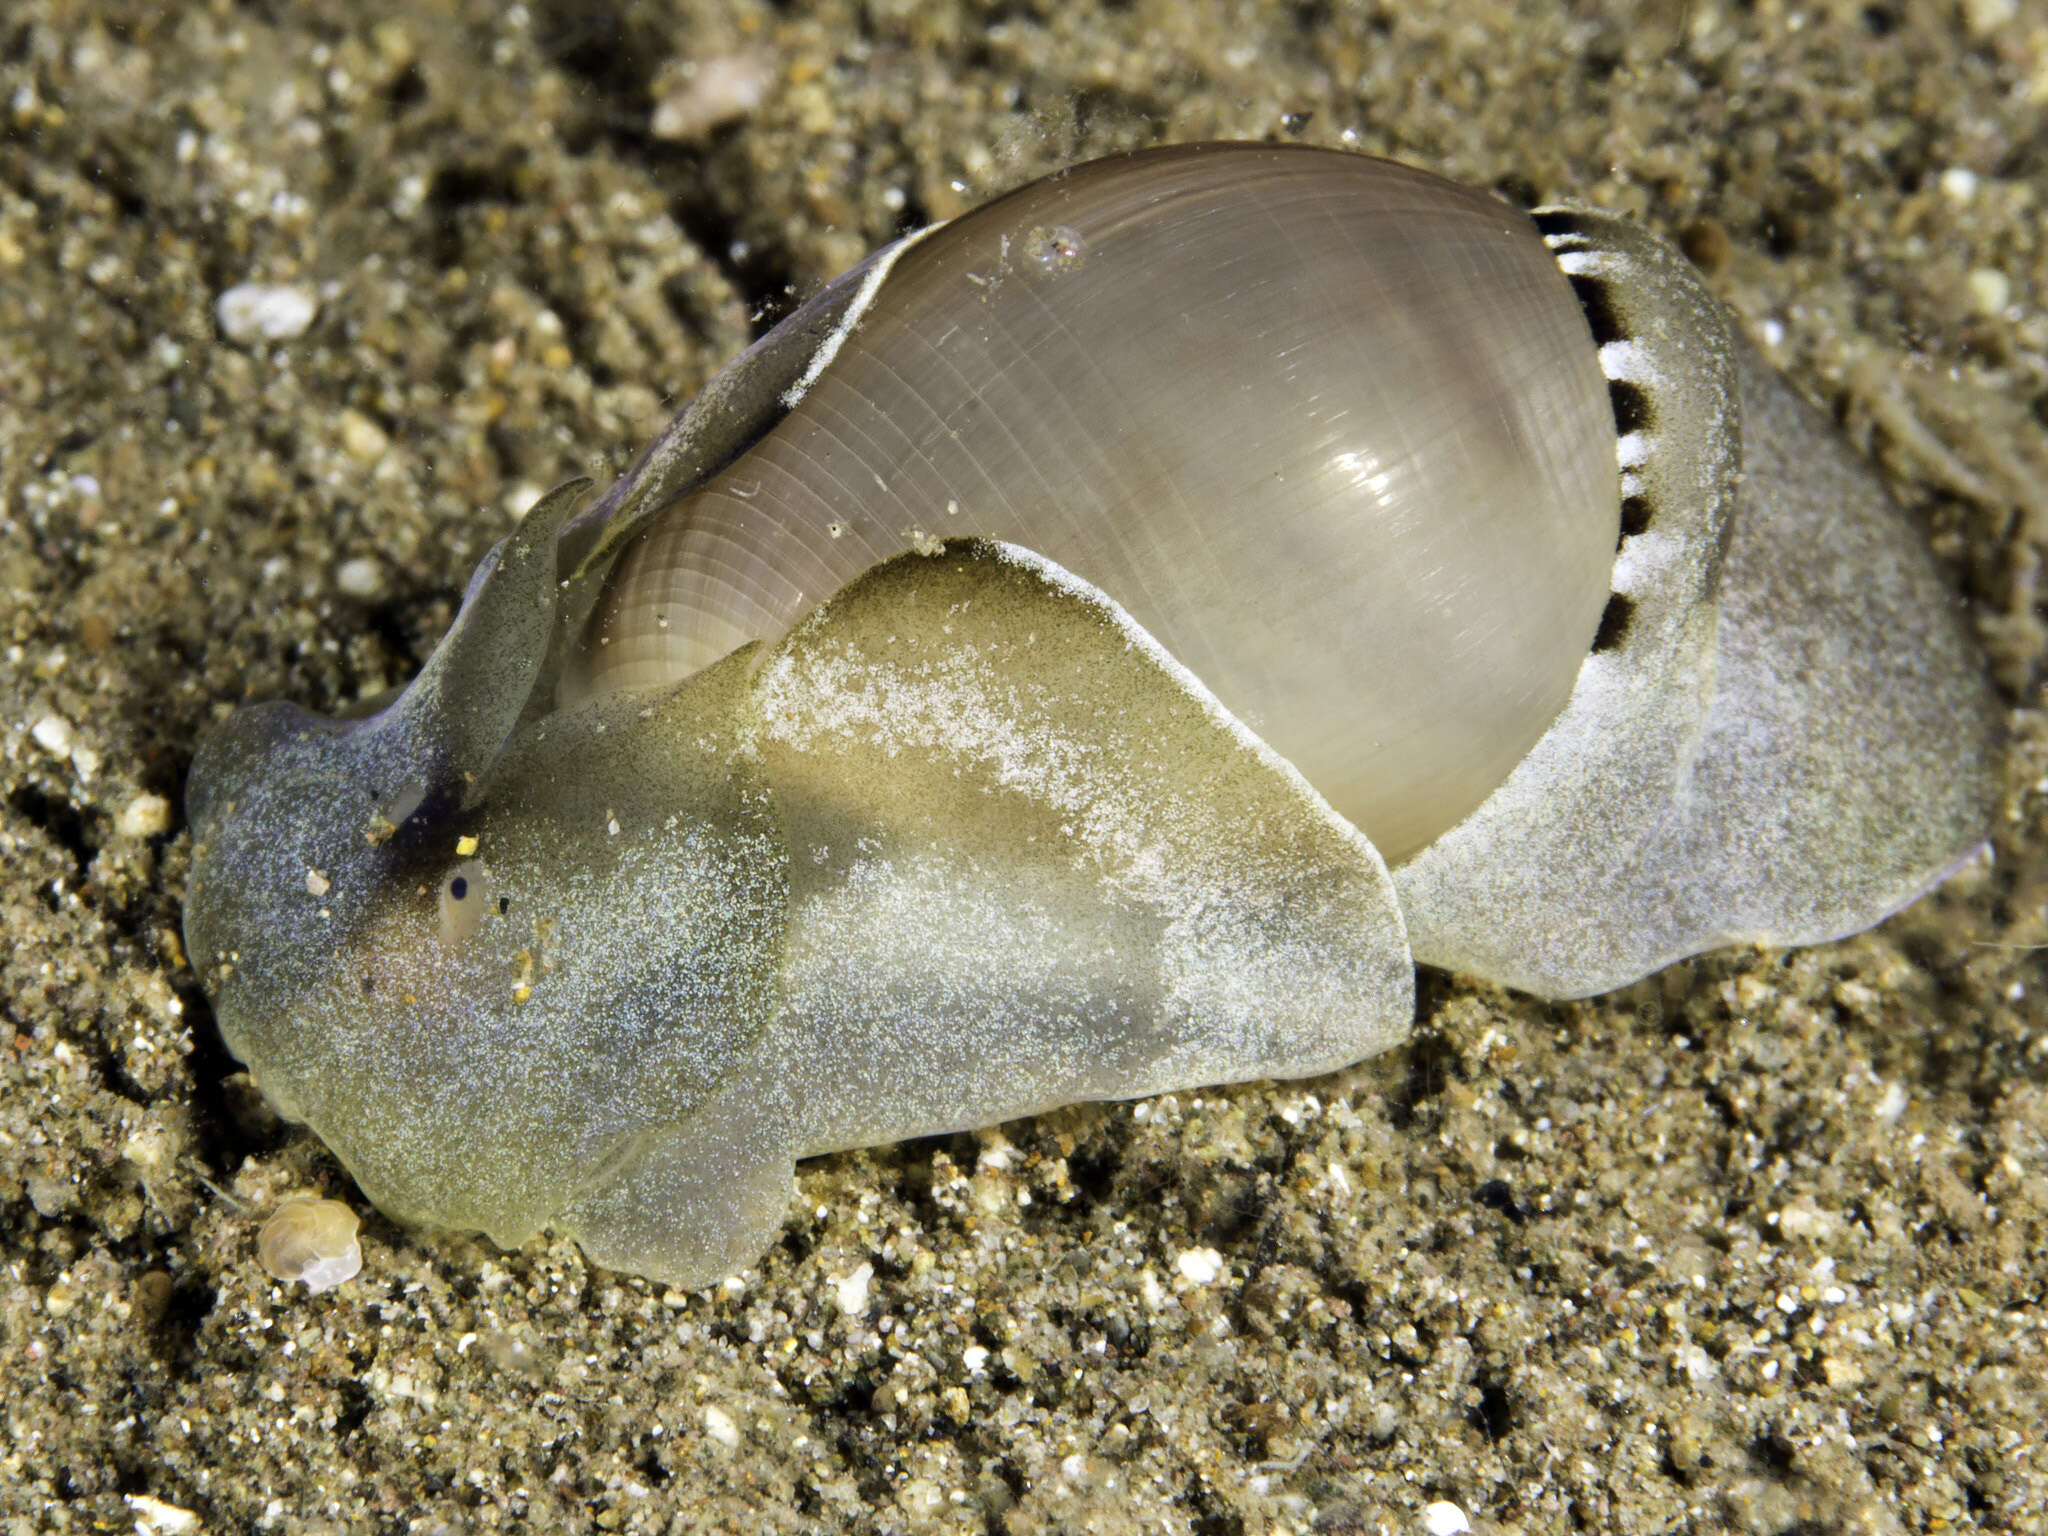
[337,408,390,461]
[1966,267,2011,319]
[1962,0,2017,34]
[962,1345,989,1375]
[1939,166,1979,203]
[1875,1081,1909,1122]
[503,482,544,521]
[116,793,172,839]
[30,713,73,758]
[1423,1500,1471,1536]
[1176,1247,1224,1285]
[650,53,773,141]
[216,282,318,344]
[304,868,332,897]
[257,1196,362,1294]
[833,1261,873,1317]
[702,1404,740,1448]
[124,1496,201,1535]
[335,557,384,599]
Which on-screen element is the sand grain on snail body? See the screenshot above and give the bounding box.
[184,143,1998,1286]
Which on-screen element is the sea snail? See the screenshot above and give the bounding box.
[184,144,1999,1286]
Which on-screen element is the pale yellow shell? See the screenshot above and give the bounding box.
[258,1196,363,1293]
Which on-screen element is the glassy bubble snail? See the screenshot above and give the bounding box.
[183,143,1999,1286]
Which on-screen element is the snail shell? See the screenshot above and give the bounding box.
[184,144,1999,1286]
[257,1196,363,1294]
[565,147,1619,862]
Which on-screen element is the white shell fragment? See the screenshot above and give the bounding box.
[215,282,319,344]
[124,1496,202,1536]
[335,556,385,599]
[30,713,74,758]
[832,1262,874,1317]
[116,792,173,839]
[184,145,1999,1287]
[649,53,774,141]
[701,1404,741,1449]
[258,1196,363,1293]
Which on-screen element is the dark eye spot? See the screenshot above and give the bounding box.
[437,857,491,947]
[497,895,511,915]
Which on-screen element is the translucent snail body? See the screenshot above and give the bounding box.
[185,145,1998,1285]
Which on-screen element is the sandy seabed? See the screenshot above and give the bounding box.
[2,2,2046,1532]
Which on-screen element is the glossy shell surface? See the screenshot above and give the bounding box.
[570,146,1620,860]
